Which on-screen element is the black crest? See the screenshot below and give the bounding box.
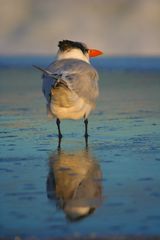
[58,40,88,54]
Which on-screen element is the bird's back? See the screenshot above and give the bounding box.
[42,59,99,120]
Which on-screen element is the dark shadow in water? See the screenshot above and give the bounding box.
[47,146,103,221]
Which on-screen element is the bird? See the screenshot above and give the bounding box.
[33,40,103,141]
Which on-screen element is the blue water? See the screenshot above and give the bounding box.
[0,56,160,70]
[0,57,160,238]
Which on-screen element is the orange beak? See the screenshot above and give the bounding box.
[89,49,103,58]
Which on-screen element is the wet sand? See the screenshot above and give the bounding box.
[0,63,160,238]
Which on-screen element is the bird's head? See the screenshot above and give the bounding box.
[57,40,103,63]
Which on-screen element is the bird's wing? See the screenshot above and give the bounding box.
[35,59,99,105]
[33,64,59,103]
[46,59,99,103]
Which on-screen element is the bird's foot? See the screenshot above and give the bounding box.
[58,133,63,139]
[84,133,89,138]
[84,134,89,148]
[57,134,63,150]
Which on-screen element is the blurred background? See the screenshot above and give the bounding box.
[0,0,160,56]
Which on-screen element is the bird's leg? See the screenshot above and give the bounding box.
[84,118,89,137]
[85,134,88,148]
[57,135,62,150]
[56,118,62,139]
[84,118,89,147]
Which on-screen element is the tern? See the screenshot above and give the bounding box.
[33,40,103,141]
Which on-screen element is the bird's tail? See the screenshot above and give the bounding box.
[33,65,60,81]
[33,65,53,75]
[33,65,68,89]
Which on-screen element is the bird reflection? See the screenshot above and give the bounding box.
[47,147,102,221]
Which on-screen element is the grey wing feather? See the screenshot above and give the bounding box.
[33,65,59,103]
[42,74,56,103]
[66,66,99,102]
[43,59,99,104]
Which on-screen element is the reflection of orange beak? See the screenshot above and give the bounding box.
[89,49,103,58]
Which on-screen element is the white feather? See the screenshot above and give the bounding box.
[57,48,90,63]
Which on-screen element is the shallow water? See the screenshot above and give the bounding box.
[0,61,160,238]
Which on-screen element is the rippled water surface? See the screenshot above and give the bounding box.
[0,60,160,238]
